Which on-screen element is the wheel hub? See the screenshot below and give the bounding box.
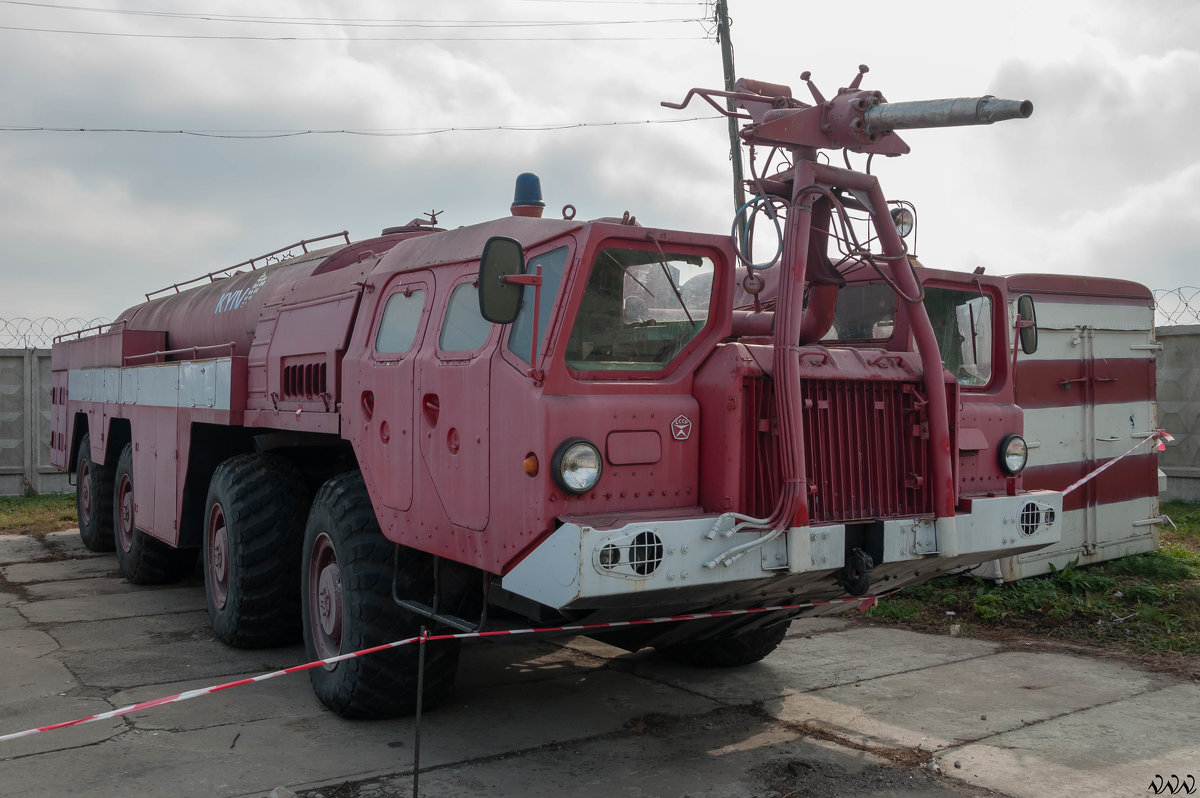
[207,505,229,610]
[117,474,135,553]
[317,564,342,638]
[308,532,343,664]
[78,461,92,526]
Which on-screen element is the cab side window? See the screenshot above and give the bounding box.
[924,287,993,386]
[508,246,569,363]
[440,282,491,353]
[375,289,426,355]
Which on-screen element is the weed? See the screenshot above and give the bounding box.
[1161,500,1200,556]
[865,599,922,623]
[1102,550,1199,582]
[1122,581,1161,604]
[972,592,1008,622]
[1162,500,1200,535]
[1048,559,1117,595]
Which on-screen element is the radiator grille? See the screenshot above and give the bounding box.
[742,377,932,523]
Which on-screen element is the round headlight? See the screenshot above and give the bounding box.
[552,438,603,495]
[999,434,1028,475]
[890,206,914,238]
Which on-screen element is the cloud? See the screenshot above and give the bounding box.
[0,157,233,248]
[990,45,1200,216]
[897,14,1200,291]
[0,0,1195,321]
[0,152,238,318]
[1042,160,1200,287]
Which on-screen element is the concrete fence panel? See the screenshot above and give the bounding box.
[1156,325,1200,501]
[0,349,70,496]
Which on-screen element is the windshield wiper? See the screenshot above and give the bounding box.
[649,238,695,327]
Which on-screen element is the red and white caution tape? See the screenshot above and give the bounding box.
[1061,429,1172,497]
[0,594,881,743]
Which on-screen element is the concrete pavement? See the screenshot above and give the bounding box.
[0,529,1195,797]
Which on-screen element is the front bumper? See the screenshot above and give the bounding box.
[501,491,1062,612]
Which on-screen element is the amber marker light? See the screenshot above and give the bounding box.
[523,454,540,477]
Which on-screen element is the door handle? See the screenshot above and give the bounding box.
[423,394,440,426]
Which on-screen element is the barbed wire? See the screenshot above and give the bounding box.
[1153,287,1200,327]
[0,317,110,349]
[3,290,1196,349]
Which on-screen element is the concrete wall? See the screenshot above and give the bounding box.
[0,349,69,496]
[1157,325,1200,501]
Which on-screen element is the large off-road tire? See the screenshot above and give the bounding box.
[76,433,115,552]
[113,443,197,584]
[657,621,790,668]
[301,471,461,718]
[203,453,311,648]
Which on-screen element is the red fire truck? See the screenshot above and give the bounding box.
[52,69,1071,718]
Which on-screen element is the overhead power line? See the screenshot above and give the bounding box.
[0,2,703,29]
[0,116,722,139]
[506,1,703,4]
[0,24,705,41]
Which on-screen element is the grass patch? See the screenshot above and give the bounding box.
[1162,499,1200,555]
[0,492,77,535]
[867,539,1200,671]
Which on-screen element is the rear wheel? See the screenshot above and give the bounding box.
[657,621,790,668]
[76,433,115,552]
[301,471,461,718]
[204,453,311,648]
[113,443,196,584]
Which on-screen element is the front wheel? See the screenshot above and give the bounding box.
[301,471,460,718]
[113,443,196,584]
[657,622,790,668]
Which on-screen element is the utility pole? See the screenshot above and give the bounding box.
[715,0,746,236]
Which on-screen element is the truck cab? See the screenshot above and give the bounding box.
[340,219,732,575]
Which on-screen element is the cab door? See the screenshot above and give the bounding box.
[415,269,495,531]
[345,271,434,513]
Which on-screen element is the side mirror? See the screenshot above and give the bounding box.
[478,236,525,324]
[1016,294,1038,355]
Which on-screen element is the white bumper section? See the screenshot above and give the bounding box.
[501,491,1063,610]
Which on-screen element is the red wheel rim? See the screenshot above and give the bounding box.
[78,459,93,528]
[116,473,135,553]
[207,504,229,610]
[308,531,342,666]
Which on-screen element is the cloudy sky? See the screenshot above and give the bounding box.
[0,0,1196,329]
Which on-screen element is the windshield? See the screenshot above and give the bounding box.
[924,287,993,386]
[825,283,897,342]
[827,283,993,387]
[565,246,714,372]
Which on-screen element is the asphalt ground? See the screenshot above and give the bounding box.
[1,530,1196,798]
